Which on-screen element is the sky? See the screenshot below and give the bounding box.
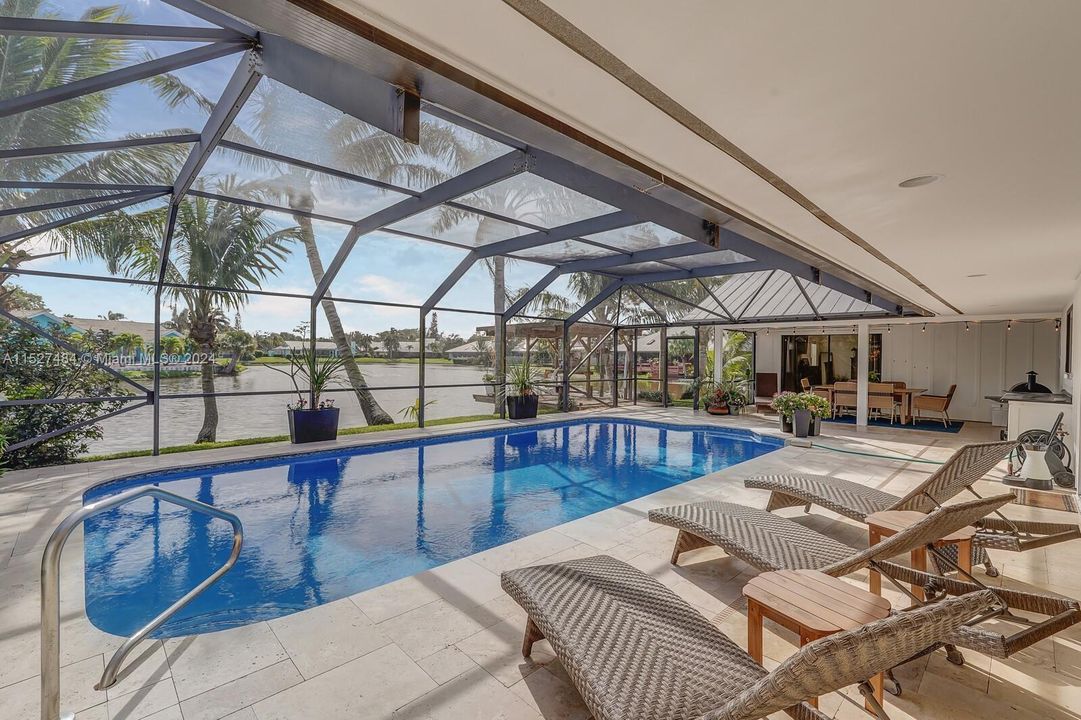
[9,0,588,339]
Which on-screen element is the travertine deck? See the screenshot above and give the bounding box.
[2,409,1079,720]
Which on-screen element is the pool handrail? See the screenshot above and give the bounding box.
[41,485,243,720]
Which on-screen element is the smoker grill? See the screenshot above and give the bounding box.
[1009,370,1053,393]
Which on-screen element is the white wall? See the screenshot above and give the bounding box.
[880,320,1059,422]
[753,321,1061,422]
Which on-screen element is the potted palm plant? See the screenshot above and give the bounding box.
[505,363,540,419]
[265,350,346,443]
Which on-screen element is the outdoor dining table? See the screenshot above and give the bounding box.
[811,384,926,425]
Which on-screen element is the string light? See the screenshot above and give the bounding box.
[921,324,926,333]
[1007,321,1012,331]
[887,325,891,333]
[965,322,970,332]
[1056,319,1061,332]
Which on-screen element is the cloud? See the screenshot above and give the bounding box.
[339,273,423,306]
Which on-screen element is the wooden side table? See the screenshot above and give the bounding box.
[865,510,974,602]
[743,569,892,712]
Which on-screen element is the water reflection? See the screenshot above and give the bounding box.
[83,420,780,636]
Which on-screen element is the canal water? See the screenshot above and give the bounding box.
[90,363,493,455]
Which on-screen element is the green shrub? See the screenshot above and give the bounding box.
[0,321,129,469]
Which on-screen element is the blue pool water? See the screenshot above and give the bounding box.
[83,418,780,637]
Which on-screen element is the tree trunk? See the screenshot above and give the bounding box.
[223,353,240,375]
[292,215,393,425]
[493,255,506,394]
[478,217,507,407]
[196,348,218,443]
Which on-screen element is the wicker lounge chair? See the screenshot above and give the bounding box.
[502,554,998,720]
[648,495,1081,663]
[745,440,1081,574]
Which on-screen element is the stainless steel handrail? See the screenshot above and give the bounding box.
[41,486,243,720]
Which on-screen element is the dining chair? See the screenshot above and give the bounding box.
[914,384,958,428]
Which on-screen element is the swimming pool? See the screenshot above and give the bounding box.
[83,418,781,637]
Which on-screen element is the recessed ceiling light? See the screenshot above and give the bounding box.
[898,174,943,188]
[966,273,987,278]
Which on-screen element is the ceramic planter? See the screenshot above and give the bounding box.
[793,409,812,438]
[288,407,340,444]
[779,415,793,433]
[707,404,729,416]
[809,416,821,436]
[506,394,539,419]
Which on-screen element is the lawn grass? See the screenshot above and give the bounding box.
[79,413,502,463]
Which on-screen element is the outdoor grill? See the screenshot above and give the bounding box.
[1009,370,1053,393]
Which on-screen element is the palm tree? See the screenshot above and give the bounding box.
[59,180,300,442]
[110,332,143,360]
[218,328,255,375]
[382,328,401,360]
[160,335,186,358]
[0,1,192,303]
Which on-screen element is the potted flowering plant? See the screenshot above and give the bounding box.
[801,392,831,437]
[792,393,814,438]
[265,350,345,443]
[770,391,798,433]
[706,385,729,415]
[505,362,540,419]
[705,379,748,416]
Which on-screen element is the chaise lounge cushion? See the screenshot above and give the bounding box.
[648,500,856,572]
[501,554,787,720]
[747,473,898,521]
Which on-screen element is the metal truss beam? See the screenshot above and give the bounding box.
[260,34,419,143]
[607,260,769,285]
[160,51,262,285]
[559,242,715,274]
[0,189,153,219]
[631,283,726,320]
[187,190,352,225]
[530,148,716,247]
[736,271,776,320]
[313,150,531,303]
[0,42,248,119]
[172,52,262,198]
[0,17,248,42]
[0,181,170,192]
[0,191,166,245]
[793,276,822,320]
[696,278,735,321]
[0,134,200,161]
[566,281,622,324]
[500,243,717,321]
[217,139,418,197]
[472,210,637,259]
[503,267,561,319]
[420,252,477,314]
[628,286,667,323]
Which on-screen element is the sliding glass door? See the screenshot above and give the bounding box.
[781,334,882,392]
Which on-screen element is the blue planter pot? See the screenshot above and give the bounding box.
[288,407,340,444]
[506,395,539,419]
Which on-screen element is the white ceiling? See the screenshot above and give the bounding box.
[331,0,1081,315]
